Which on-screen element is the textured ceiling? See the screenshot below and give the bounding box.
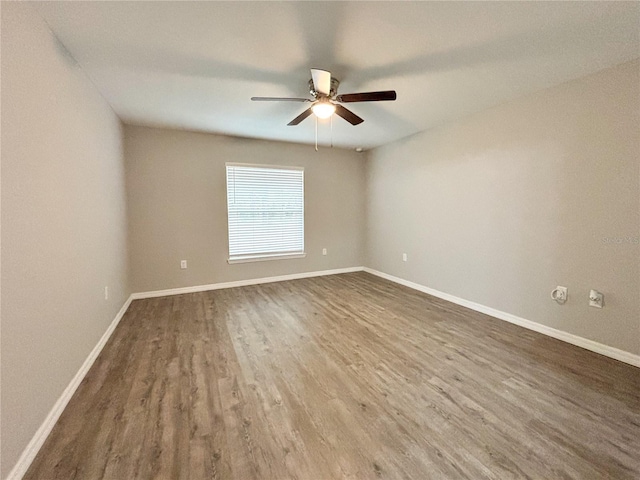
[33,1,640,150]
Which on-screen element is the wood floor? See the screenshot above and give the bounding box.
[25,272,640,479]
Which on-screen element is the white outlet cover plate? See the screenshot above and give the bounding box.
[589,290,603,308]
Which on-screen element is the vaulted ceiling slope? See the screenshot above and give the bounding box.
[33,1,639,150]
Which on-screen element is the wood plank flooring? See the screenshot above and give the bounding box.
[25,272,640,479]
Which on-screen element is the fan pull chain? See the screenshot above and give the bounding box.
[315,116,318,152]
[330,115,333,148]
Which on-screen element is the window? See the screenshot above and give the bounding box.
[226,163,305,263]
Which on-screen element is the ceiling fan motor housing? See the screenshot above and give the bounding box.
[309,78,340,98]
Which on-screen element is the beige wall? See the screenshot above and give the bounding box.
[124,126,366,292]
[1,4,130,477]
[366,60,640,356]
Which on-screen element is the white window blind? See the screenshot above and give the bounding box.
[226,164,304,262]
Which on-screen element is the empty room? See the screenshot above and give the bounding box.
[2,1,639,479]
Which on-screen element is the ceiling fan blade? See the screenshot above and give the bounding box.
[311,68,331,96]
[336,91,397,103]
[251,97,311,102]
[287,108,313,126]
[334,104,364,125]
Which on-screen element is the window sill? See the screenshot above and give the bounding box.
[227,252,307,264]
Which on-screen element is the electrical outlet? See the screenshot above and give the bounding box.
[322,248,327,256]
[402,253,407,262]
[180,260,187,269]
[104,286,109,300]
[589,289,604,308]
[551,286,567,304]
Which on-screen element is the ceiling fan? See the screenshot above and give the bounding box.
[251,68,397,126]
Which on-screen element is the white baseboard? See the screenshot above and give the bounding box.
[131,266,365,300]
[6,295,134,480]
[363,267,640,369]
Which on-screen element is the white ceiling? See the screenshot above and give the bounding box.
[34,1,639,150]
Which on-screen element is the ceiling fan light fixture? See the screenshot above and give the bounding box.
[311,101,336,119]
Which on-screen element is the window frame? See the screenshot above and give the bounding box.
[225,162,306,264]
